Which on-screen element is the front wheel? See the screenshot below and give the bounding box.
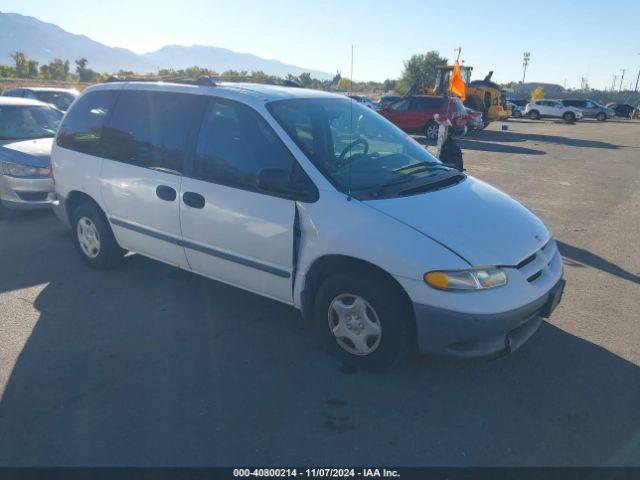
[513,110,522,118]
[314,270,414,370]
[596,112,606,121]
[529,110,540,120]
[563,111,576,123]
[72,202,125,269]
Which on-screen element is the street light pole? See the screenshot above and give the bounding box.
[522,52,530,83]
[635,54,640,92]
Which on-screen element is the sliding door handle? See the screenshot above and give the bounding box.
[183,191,205,209]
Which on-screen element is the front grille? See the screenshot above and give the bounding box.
[516,239,560,284]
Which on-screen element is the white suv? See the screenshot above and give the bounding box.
[51,80,564,369]
[525,99,583,122]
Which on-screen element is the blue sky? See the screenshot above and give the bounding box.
[1,0,638,89]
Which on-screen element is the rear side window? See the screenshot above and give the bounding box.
[410,97,442,110]
[193,98,313,196]
[101,91,201,174]
[57,90,118,155]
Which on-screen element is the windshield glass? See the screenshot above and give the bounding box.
[0,105,63,140]
[268,98,460,198]
[34,91,76,110]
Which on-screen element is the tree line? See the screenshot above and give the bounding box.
[0,49,453,94]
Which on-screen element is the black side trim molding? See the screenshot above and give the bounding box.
[109,217,291,278]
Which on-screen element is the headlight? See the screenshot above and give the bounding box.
[424,268,507,291]
[0,161,50,177]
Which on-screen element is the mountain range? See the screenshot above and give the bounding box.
[0,12,332,79]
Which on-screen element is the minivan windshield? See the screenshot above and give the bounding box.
[268,98,463,199]
[0,105,63,141]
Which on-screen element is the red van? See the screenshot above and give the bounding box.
[378,95,468,140]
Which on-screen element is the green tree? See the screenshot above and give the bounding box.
[75,58,100,82]
[40,58,70,80]
[397,50,448,94]
[11,51,29,77]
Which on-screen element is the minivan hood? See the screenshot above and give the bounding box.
[364,176,550,266]
[0,138,53,167]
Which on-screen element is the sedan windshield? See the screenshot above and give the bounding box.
[0,105,63,140]
[268,98,461,199]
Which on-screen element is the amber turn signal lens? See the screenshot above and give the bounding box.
[424,272,449,289]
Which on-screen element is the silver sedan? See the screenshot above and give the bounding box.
[0,97,62,211]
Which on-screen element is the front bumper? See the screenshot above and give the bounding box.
[413,277,565,358]
[0,174,54,210]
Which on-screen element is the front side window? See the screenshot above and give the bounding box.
[0,105,62,141]
[268,98,464,199]
[390,99,410,111]
[101,91,201,173]
[57,90,118,155]
[193,98,314,196]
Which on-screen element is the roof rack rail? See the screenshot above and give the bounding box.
[105,75,216,87]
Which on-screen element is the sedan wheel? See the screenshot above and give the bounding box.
[426,122,439,140]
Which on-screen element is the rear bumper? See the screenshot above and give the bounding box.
[0,174,54,210]
[413,278,565,358]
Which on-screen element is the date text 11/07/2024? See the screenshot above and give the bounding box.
[232,468,400,478]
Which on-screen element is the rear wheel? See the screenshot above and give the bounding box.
[314,270,414,370]
[425,121,439,140]
[596,112,606,121]
[72,202,125,269]
[529,110,540,120]
[563,111,576,123]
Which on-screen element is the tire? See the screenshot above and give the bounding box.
[563,111,576,123]
[425,121,439,140]
[513,110,522,118]
[596,112,606,121]
[71,202,125,269]
[314,269,415,370]
[529,110,540,120]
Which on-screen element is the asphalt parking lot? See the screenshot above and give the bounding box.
[0,118,639,467]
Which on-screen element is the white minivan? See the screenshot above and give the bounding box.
[51,80,564,369]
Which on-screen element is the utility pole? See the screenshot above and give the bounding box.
[619,69,627,92]
[522,52,530,83]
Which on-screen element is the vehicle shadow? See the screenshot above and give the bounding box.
[0,214,639,466]
[412,135,546,155]
[558,241,639,285]
[473,130,624,150]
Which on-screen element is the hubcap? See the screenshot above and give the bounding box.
[427,125,439,139]
[76,217,101,258]
[328,293,382,356]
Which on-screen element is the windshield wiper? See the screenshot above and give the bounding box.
[392,161,450,173]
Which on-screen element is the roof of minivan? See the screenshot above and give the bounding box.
[0,96,50,107]
[85,81,339,106]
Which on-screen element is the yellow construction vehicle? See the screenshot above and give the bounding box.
[434,65,511,126]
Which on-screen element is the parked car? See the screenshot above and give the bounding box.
[507,98,528,108]
[2,87,79,111]
[0,97,62,211]
[606,103,635,118]
[507,101,525,118]
[376,95,402,110]
[465,108,484,130]
[560,99,614,121]
[347,95,375,109]
[378,95,468,140]
[525,99,583,122]
[51,81,564,369]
